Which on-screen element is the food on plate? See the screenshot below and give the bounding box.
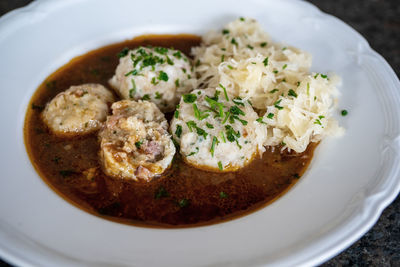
[109,46,196,112]
[193,17,344,152]
[99,100,175,181]
[41,83,115,136]
[170,88,267,171]
[24,18,344,227]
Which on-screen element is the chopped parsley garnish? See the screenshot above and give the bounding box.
[220,191,228,198]
[155,92,162,99]
[151,77,159,85]
[256,117,266,124]
[142,94,150,100]
[263,57,269,66]
[232,115,248,125]
[282,64,287,70]
[282,47,287,51]
[129,79,136,99]
[135,140,144,149]
[154,47,168,55]
[154,186,169,199]
[219,131,226,143]
[173,51,182,59]
[31,103,44,111]
[231,38,238,46]
[273,70,278,74]
[186,121,196,132]
[227,65,234,70]
[314,73,319,79]
[314,119,322,126]
[178,199,189,208]
[188,147,199,156]
[341,109,348,116]
[195,59,201,67]
[247,44,254,50]
[124,69,138,76]
[321,74,328,79]
[267,113,274,119]
[219,83,229,101]
[175,125,182,138]
[232,97,244,106]
[225,125,240,142]
[269,88,278,94]
[117,47,129,58]
[239,17,245,21]
[260,42,267,47]
[174,104,180,118]
[229,105,245,116]
[158,71,169,81]
[210,136,219,156]
[222,111,231,124]
[288,89,297,98]
[205,96,225,118]
[206,122,214,129]
[59,170,75,178]
[274,99,284,110]
[297,81,301,87]
[166,56,174,65]
[319,115,325,119]
[175,79,180,87]
[195,126,208,139]
[221,54,225,62]
[218,161,223,171]
[193,103,209,120]
[307,83,310,95]
[183,93,197,103]
[222,29,229,34]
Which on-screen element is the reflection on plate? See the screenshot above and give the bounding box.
[0,0,399,266]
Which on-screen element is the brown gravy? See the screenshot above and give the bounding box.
[24,34,317,228]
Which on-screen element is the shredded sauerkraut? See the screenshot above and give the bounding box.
[192,18,344,153]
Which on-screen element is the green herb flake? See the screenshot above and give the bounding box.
[125,69,138,76]
[227,65,234,70]
[219,131,226,143]
[269,88,278,94]
[239,17,245,21]
[256,117,266,124]
[273,70,279,74]
[307,83,310,95]
[232,97,244,106]
[206,122,214,129]
[174,104,180,118]
[155,186,169,199]
[210,136,219,156]
[267,113,274,119]
[178,199,189,208]
[135,140,144,149]
[219,83,229,101]
[314,119,322,126]
[173,51,182,59]
[183,93,197,103]
[247,44,254,50]
[318,115,325,119]
[142,94,150,100]
[155,92,162,99]
[219,191,229,198]
[154,47,168,55]
[188,147,199,156]
[263,57,269,66]
[288,89,298,98]
[195,126,208,139]
[274,99,284,110]
[151,77,159,85]
[260,42,267,47]
[193,103,209,120]
[186,121,196,132]
[297,81,301,87]
[59,170,75,178]
[158,71,169,81]
[321,74,328,79]
[221,54,225,62]
[229,105,245,116]
[341,109,348,116]
[218,161,223,171]
[31,103,44,111]
[282,64,288,70]
[175,125,183,138]
[117,47,129,58]
[166,56,174,65]
[129,79,136,99]
[222,29,230,35]
[282,46,287,51]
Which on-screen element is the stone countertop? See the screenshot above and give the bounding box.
[0,0,398,266]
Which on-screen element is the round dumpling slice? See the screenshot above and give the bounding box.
[109,46,195,112]
[99,100,175,182]
[170,88,267,172]
[42,83,115,136]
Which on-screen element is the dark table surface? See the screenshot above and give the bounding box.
[0,0,399,266]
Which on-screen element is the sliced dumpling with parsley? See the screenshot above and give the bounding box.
[109,46,196,112]
[99,100,175,182]
[42,83,115,136]
[170,87,267,172]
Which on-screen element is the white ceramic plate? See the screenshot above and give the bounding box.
[0,0,399,266]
